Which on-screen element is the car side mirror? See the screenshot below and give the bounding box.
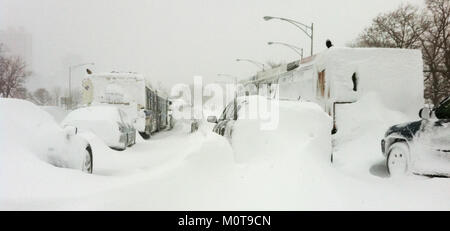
[207,116,218,123]
[64,125,78,139]
[419,107,431,120]
[144,109,152,116]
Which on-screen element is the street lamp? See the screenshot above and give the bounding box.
[236,58,265,71]
[217,74,239,120]
[267,41,303,59]
[68,62,95,109]
[263,16,314,56]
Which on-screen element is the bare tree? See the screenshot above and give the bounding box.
[422,0,450,105]
[352,4,429,49]
[11,87,30,99]
[33,88,53,105]
[350,1,450,105]
[0,44,31,98]
[51,86,62,106]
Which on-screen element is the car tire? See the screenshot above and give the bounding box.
[82,145,93,174]
[127,133,136,147]
[387,141,410,177]
[139,131,151,140]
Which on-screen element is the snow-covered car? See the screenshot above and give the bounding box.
[207,98,242,137]
[62,106,136,151]
[0,98,93,173]
[207,95,333,164]
[381,96,450,177]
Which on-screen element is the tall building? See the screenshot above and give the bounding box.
[0,27,33,69]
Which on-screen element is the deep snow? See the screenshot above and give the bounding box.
[2,98,450,210]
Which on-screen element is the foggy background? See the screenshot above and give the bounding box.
[0,0,424,91]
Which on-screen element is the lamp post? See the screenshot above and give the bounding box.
[263,16,314,56]
[268,41,303,59]
[218,74,239,120]
[68,62,94,109]
[236,58,265,71]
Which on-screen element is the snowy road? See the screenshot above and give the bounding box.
[2,116,450,210]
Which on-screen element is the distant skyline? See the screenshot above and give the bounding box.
[0,0,425,91]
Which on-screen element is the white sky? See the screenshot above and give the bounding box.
[0,0,424,90]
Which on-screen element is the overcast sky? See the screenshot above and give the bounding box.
[1,0,424,90]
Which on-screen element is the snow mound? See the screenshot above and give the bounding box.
[0,98,59,149]
[231,97,333,164]
[40,106,69,123]
[333,92,413,175]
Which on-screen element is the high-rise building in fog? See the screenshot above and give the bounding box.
[0,27,33,69]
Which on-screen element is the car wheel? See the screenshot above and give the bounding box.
[139,131,151,140]
[127,133,135,147]
[387,142,409,177]
[82,145,93,174]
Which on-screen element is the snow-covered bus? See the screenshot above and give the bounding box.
[251,47,424,133]
[81,71,171,139]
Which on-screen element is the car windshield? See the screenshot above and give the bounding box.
[218,104,232,121]
[435,96,450,119]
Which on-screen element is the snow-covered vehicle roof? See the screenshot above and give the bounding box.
[255,47,424,117]
[88,72,145,81]
[61,105,133,150]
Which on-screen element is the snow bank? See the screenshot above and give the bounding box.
[1,99,59,151]
[40,106,69,123]
[0,99,92,203]
[333,92,413,175]
[231,97,333,164]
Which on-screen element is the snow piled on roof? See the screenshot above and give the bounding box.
[89,72,145,81]
[62,105,121,123]
[315,47,424,115]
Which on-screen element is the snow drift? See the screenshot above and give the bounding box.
[231,96,333,164]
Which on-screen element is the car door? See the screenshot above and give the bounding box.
[117,109,129,144]
[414,98,450,175]
[223,101,244,138]
[215,104,233,135]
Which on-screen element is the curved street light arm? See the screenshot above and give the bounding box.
[268,42,304,58]
[264,16,314,56]
[280,18,312,38]
[236,59,265,71]
[266,16,312,38]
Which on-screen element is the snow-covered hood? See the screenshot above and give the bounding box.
[384,120,422,140]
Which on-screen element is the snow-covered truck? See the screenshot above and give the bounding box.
[252,47,424,133]
[81,71,171,139]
